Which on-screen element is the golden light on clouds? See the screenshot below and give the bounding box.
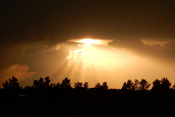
[141,39,170,47]
[68,38,113,46]
[67,38,115,66]
[1,0,175,89]
[0,38,174,89]
[53,38,173,89]
[76,38,100,45]
[64,39,146,87]
[0,64,36,83]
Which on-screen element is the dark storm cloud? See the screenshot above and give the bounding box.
[1,0,175,45]
[0,0,175,69]
[0,0,175,87]
[109,37,175,60]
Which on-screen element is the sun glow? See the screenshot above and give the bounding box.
[66,38,139,69]
[68,38,112,46]
[77,38,100,45]
[67,39,110,65]
[65,39,147,88]
[53,38,174,89]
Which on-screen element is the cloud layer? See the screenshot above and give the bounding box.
[0,64,36,86]
[1,0,175,44]
[0,1,174,88]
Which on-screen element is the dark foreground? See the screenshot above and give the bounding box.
[1,89,175,117]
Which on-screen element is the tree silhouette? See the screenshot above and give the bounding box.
[1,75,175,116]
[122,79,150,91]
[50,82,61,89]
[133,79,140,90]
[151,77,171,92]
[153,79,161,87]
[101,82,108,90]
[74,82,83,89]
[74,82,89,89]
[95,83,101,88]
[33,78,43,89]
[122,80,134,90]
[161,77,171,90]
[44,77,51,88]
[2,74,175,106]
[2,76,21,91]
[61,77,71,89]
[32,77,51,89]
[83,82,89,89]
[139,79,151,90]
[122,82,127,90]
[94,82,108,89]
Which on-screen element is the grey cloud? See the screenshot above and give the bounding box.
[0,0,175,73]
[109,38,175,62]
[1,0,175,46]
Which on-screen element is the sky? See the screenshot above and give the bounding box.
[0,0,175,88]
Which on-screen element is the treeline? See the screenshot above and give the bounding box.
[2,77,175,117]
[1,76,108,94]
[1,75,175,114]
[1,76,175,94]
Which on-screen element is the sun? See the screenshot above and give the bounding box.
[76,38,100,45]
[67,38,116,67]
[68,38,112,46]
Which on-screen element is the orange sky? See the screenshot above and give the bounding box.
[0,1,174,88]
